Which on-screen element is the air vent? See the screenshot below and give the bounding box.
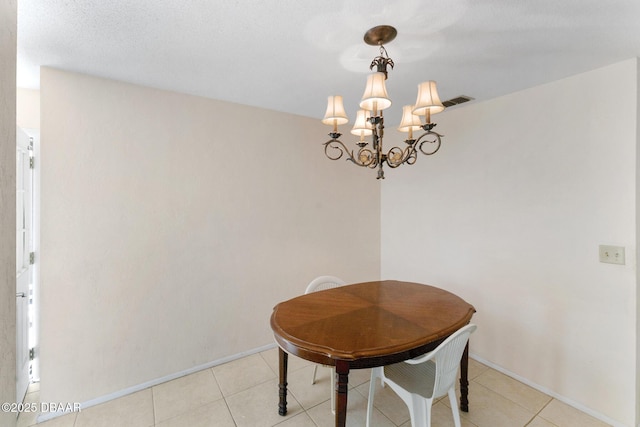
[442,95,474,108]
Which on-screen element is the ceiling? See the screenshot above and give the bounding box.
[17,0,640,125]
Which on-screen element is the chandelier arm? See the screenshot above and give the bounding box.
[355,147,378,168]
[405,148,418,165]
[323,138,377,167]
[323,138,348,161]
[404,145,418,166]
[384,144,418,168]
[414,130,443,156]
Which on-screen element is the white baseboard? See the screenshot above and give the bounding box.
[37,342,277,423]
[470,353,625,427]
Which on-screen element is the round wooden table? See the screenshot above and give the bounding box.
[270,280,476,426]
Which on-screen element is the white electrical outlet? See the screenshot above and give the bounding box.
[599,245,625,265]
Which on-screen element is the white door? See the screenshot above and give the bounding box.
[16,128,33,403]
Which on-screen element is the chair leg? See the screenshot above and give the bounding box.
[331,368,336,414]
[311,364,318,385]
[447,387,462,427]
[366,368,382,427]
[410,395,430,427]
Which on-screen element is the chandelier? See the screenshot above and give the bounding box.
[322,25,445,179]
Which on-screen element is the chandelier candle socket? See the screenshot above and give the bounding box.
[322,25,446,179]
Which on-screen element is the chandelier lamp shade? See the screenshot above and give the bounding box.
[322,25,445,179]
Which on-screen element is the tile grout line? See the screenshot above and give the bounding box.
[470,371,561,423]
[150,384,156,427]
[72,392,78,427]
[523,397,557,427]
[208,367,238,427]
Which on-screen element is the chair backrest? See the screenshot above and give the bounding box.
[305,275,346,294]
[407,323,477,398]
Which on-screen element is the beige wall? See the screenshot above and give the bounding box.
[39,67,380,404]
[381,59,638,426]
[17,88,40,129]
[0,2,17,427]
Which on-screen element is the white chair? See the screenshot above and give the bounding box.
[366,324,477,427]
[305,275,346,295]
[305,275,346,414]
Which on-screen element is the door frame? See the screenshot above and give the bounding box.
[17,128,40,393]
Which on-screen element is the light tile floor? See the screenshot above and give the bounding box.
[18,348,611,427]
